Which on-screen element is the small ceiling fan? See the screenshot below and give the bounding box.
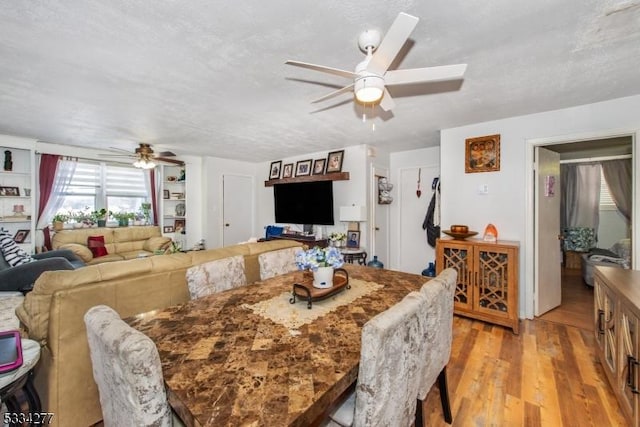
[285,12,467,112]
[100,143,184,169]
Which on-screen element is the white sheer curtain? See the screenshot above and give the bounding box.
[36,157,77,229]
[560,162,601,230]
[601,159,632,221]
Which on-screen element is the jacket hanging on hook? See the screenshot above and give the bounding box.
[422,178,441,248]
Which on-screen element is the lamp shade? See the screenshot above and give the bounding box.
[339,206,367,222]
[354,75,384,103]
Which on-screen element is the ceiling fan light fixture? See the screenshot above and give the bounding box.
[133,157,156,169]
[354,75,384,103]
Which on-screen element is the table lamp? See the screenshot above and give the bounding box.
[339,205,366,231]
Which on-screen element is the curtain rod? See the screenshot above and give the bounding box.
[559,154,631,164]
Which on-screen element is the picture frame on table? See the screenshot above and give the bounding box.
[465,134,500,173]
[282,163,294,178]
[269,160,282,180]
[326,150,344,173]
[312,158,326,175]
[163,189,170,199]
[163,226,174,233]
[295,159,312,176]
[13,229,29,243]
[346,230,360,249]
[0,186,20,197]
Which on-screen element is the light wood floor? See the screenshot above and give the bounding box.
[537,267,594,331]
[421,315,626,426]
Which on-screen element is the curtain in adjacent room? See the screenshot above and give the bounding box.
[601,158,632,221]
[560,162,601,231]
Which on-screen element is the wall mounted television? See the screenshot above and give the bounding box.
[274,181,335,226]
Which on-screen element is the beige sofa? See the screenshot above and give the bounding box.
[16,239,303,427]
[51,226,172,265]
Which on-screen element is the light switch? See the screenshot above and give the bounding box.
[478,184,489,194]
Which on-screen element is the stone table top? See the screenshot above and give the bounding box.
[127,264,428,426]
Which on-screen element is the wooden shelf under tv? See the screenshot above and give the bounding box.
[264,172,350,187]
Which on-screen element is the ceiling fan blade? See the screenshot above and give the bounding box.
[155,157,184,166]
[311,83,355,104]
[156,151,175,157]
[99,154,136,158]
[379,88,396,112]
[285,60,357,79]
[367,12,419,76]
[385,64,468,86]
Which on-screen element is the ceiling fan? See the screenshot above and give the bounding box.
[100,143,184,169]
[285,12,467,112]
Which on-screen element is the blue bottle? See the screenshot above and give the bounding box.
[421,262,436,277]
[367,256,384,269]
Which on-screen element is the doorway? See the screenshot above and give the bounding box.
[533,136,633,328]
[222,174,254,246]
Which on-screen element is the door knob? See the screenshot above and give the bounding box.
[225,223,230,227]
[375,227,380,231]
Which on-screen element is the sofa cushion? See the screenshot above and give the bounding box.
[143,236,172,252]
[59,243,94,263]
[87,236,108,258]
[0,229,33,267]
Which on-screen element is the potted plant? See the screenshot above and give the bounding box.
[113,212,134,227]
[329,232,347,248]
[140,203,152,225]
[295,246,344,288]
[52,213,69,231]
[91,208,109,227]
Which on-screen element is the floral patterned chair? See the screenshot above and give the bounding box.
[185,255,247,299]
[258,247,301,280]
[328,291,426,426]
[84,305,175,427]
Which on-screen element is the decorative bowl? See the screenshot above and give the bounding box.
[442,230,478,240]
[450,224,469,233]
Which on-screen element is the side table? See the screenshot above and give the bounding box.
[340,248,367,265]
[0,339,42,424]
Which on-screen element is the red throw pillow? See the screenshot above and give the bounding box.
[87,236,108,258]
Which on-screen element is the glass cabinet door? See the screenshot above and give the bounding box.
[474,246,512,318]
[439,243,473,312]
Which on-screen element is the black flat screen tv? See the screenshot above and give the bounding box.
[274,181,334,226]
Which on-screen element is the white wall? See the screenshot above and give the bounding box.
[441,94,640,319]
[390,147,440,273]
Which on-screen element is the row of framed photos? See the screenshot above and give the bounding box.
[269,150,344,180]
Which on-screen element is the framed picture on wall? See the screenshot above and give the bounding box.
[465,134,500,173]
[282,163,294,178]
[326,150,344,173]
[312,158,326,175]
[295,159,312,176]
[269,160,282,179]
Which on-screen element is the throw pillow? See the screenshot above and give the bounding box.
[59,243,94,263]
[87,236,108,258]
[0,228,33,267]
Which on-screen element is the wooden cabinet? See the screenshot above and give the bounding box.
[594,267,640,426]
[436,238,519,333]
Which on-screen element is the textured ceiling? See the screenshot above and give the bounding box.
[1,1,639,162]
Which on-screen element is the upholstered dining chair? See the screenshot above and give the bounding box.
[328,291,427,427]
[415,268,457,426]
[185,254,247,299]
[84,305,182,427]
[258,247,301,280]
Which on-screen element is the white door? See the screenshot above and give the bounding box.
[398,165,439,274]
[223,174,253,245]
[371,166,389,266]
[535,147,562,315]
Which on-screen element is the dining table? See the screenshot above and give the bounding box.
[127,264,429,426]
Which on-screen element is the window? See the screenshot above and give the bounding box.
[55,160,150,220]
[600,170,617,210]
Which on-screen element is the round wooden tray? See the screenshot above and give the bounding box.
[442,230,478,240]
[290,268,350,309]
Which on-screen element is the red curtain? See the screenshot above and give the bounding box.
[37,154,60,250]
[150,169,158,225]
